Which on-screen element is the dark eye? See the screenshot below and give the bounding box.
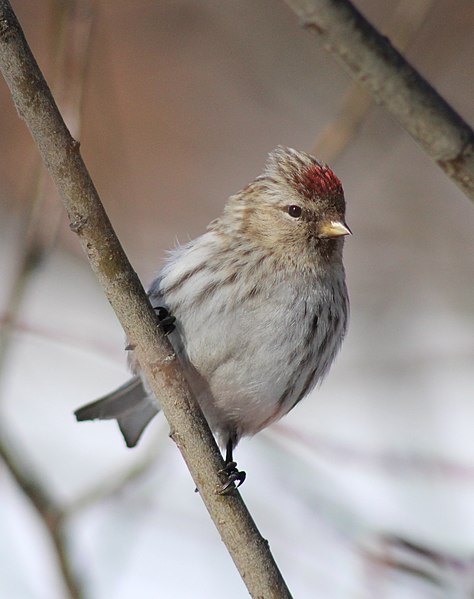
[287,205,302,218]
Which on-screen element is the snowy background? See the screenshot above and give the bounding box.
[0,1,473,598]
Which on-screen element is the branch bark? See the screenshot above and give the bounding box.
[283,0,474,203]
[0,2,292,598]
[311,0,434,163]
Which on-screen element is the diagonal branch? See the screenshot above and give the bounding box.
[0,2,292,598]
[284,0,474,203]
[312,0,435,163]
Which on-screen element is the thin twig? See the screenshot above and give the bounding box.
[0,431,83,599]
[284,0,474,202]
[272,423,474,481]
[0,3,292,597]
[0,2,96,598]
[0,313,123,364]
[0,0,95,371]
[312,0,435,163]
[67,427,167,515]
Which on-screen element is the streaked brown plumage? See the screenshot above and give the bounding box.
[76,146,351,490]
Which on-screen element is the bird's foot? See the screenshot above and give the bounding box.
[217,461,246,495]
[155,306,176,335]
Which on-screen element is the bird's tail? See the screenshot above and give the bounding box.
[75,376,159,448]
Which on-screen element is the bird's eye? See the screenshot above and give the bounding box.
[287,205,302,218]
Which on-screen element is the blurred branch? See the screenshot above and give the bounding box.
[312,0,434,163]
[0,313,123,364]
[0,2,292,598]
[274,423,474,481]
[0,2,96,598]
[362,534,474,589]
[0,431,83,599]
[0,0,95,370]
[284,0,474,202]
[67,430,168,515]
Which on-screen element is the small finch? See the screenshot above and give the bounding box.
[75,147,351,492]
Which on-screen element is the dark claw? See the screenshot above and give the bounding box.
[217,461,246,495]
[154,306,176,335]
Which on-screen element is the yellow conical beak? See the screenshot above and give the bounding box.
[319,220,352,239]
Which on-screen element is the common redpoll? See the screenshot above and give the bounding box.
[76,146,351,491]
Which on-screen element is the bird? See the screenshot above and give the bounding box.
[75,146,351,492]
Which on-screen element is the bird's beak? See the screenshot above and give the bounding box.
[319,220,352,239]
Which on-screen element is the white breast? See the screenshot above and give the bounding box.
[151,232,348,445]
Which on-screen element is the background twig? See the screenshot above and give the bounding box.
[284,0,474,202]
[0,2,96,598]
[0,430,83,599]
[312,0,435,163]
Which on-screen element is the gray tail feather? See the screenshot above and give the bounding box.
[75,376,160,448]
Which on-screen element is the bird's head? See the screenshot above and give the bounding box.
[222,147,351,267]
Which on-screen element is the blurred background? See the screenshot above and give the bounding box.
[0,1,473,597]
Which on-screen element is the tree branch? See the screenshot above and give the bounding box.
[0,3,96,598]
[0,2,292,597]
[0,431,83,598]
[283,0,474,203]
[311,0,435,163]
